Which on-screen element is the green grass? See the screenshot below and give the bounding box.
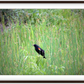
[0,9,84,75]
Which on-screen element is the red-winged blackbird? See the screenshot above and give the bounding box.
[33,44,46,59]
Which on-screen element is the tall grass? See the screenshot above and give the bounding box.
[0,9,84,75]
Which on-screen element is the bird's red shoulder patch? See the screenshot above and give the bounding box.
[38,47,41,50]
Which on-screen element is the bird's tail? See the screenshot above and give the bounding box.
[43,56,46,59]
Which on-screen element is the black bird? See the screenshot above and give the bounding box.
[33,44,46,59]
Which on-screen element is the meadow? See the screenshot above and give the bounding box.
[0,9,84,75]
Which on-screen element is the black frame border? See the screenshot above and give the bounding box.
[0,1,84,3]
[0,80,84,83]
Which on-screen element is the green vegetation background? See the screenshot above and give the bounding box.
[0,9,84,75]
